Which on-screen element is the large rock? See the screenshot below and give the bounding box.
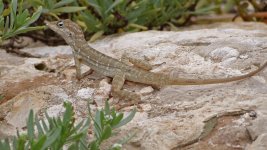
[0,22,266,149]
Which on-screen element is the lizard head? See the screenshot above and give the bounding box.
[45,19,86,45]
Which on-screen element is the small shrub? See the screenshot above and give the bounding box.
[0,101,136,150]
[0,0,44,43]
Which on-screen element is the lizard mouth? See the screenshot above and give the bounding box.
[44,20,53,28]
[44,20,49,25]
[44,20,58,33]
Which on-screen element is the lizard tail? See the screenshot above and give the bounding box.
[165,62,267,85]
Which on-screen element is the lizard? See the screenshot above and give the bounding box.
[45,19,267,101]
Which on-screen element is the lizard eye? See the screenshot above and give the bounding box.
[57,21,64,28]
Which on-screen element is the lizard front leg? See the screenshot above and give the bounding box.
[111,72,141,101]
[121,53,152,71]
[74,54,82,79]
[74,54,93,79]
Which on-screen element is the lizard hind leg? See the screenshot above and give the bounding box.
[121,53,153,71]
[111,72,141,101]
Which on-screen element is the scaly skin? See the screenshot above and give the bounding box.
[45,19,267,100]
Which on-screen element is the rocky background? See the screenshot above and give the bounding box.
[0,22,267,150]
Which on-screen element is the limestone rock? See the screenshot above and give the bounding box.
[139,86,154,96]
[0,85,67,138]
[0,22,267,149]
[77,87,94,99]
[246,133,267,150]
[246,115,267,140]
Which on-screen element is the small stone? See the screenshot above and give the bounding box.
[77,88,94,99]
[46,104,65,117]
[108,97,119,105]
[93,79,112,106]
[140,104,152,111]
[239,54,249,59]
[139,86,154,96]
[61,68,76,80]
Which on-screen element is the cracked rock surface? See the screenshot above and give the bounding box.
[0,22,267,149]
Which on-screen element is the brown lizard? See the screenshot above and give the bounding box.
[45,19,267,101]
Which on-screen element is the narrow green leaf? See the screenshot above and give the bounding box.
[46,112,54,129]
[63,102,73,125]
[16,9,29,28]
[4,26,45,39]
[17,136,26,150]
[56,116,63,126]
[88,140,99,150]
[113,108,136,129]
[111,108,116,119]
[80,11,99,31]
[110,113,123,127]
[0,0,4,14]
[0,17,3,32]
[87,0,102,17]
[67,133,85,143]
[18,0,23,14]
[68,142,79,150]
[10,0,17,29]
[41,119,48,132]
[11,0,17,13]
[70,120,84,135]
[51,6,86,13]
[105,0,122,13]
[93,110,103,139]
[101,125,112,141]
[52,117,59,127]
[35,116,44,136]
[32,135,47,150]
[95,110,102,129]
[104,100,110,115]
[12,137,18,150]
[0,139,11,150]
[54,0,75,8]
[27,110,35,141]
[4,15,9,34]
[100,111,105,128]
[44,0,54,10]
[78,135,89,150]
[23,6,42,27]
[42,128,61,149]
[128,23,148,30]
[89,30,104,42]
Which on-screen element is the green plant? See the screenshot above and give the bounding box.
[0,0,44,43]
[0,102,89,150]
[0,101,136,150]
[88,101,136,149]
[27,0,86,19]
[77,0,220,40]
